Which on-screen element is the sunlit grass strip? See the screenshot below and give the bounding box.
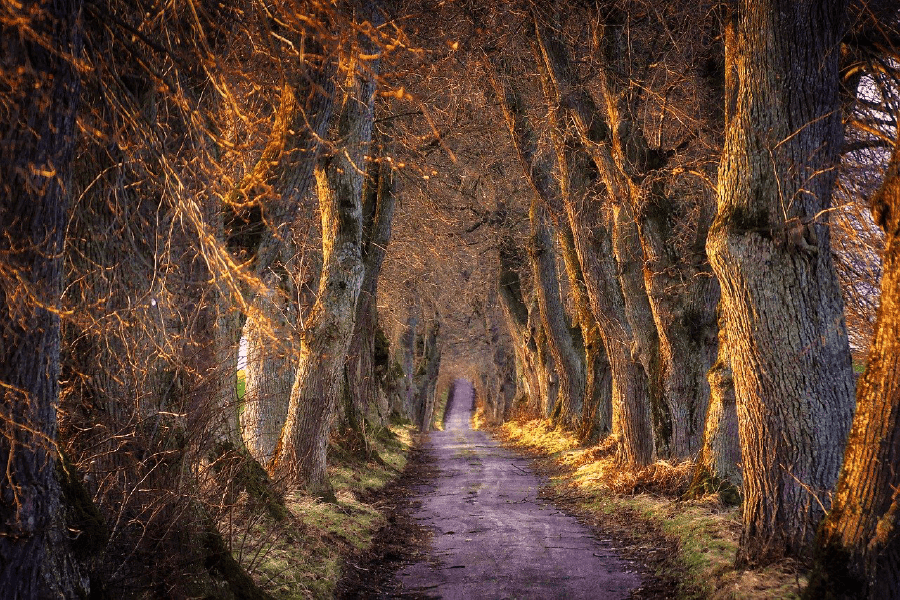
[227,423,415,599]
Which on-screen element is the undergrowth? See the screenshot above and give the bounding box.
[487,416,805,600]
[220,423,415,599]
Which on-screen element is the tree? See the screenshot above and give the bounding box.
[707,0,856,564]
[532,6,720,459]
[0,1,88,596]
[805,138,900,599]
[271,6,382,497]
[343,137,397,447]
[528,198,587,424]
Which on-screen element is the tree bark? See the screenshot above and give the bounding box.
[415,319,442,432]
[237,31,336,459]
[517,48,654,462]
[344,142,396,443]
[270,21,380,496]
[486,47,653,463]
[532,14,720,459]
[707,0,855,564]
[497,239,543,415]
[241,278,294,464]
[0,1,88,596]
[528,199,587,426]
[558,222,613,440]
[485,55,588,426]
[690,305,741,501]
[805,141,900,600]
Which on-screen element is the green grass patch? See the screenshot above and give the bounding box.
[222,422,415,599]
[432,385,451,430]
[236,369,246,400]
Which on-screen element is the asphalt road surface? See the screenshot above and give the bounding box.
[396,379,642,599]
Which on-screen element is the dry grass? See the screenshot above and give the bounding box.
[221,423,416,599]
[488,416,805,600]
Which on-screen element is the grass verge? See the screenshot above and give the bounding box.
[487,416,805,600]
[221,422,416,599]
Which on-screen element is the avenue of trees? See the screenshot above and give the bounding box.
[1,0,899,598]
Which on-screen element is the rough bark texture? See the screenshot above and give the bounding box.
[241,280,294,464]
[638,190,719,458]
[558,222,613,440]
[559,170,654,465]
[529,297,559,418]
[528,199,587,426]
[610,203,669,453]
[707,0,856,564]
[690,305,741,501]
[526,52,654,462]
[497,239,543,414]
[0,1,87,596]
[271,28,379,496]
[805,142,900,600]
[344,146,396,442]
[238,33,336,461]
[533,14,720,459]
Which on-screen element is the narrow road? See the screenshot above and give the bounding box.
[397,379,642,599]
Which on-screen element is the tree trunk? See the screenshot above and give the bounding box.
[238,31,336,462]
[241,279,294,464]
[804,141,900,600]
[396,312,420,420]
[486,56,588,426]
[0,1,87,596]
[533,12,721,458]
[558,222,613,440]
[497,239,543,415]
[415,319,442,432]
[690,305,741,502]
[637,188,720,459]
[610,203,670,453]
[707,0,855,564]
[270,27,379,496]
[344,142,396,442]
[528,199,587,426]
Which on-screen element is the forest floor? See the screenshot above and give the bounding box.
[221,420,419,599]
[489,416,807,599]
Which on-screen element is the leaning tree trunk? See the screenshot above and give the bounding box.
[270,32,379,497]
[707,0,855,564]
[487,56,590,426]
[0,1,87,596]
[344,141,396,444]
[497,239,543,414]
[804,140,900,600]
[558,222,613,440]
[238,35,336,459]
[528,199,587,426]
[533,16,720,458]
